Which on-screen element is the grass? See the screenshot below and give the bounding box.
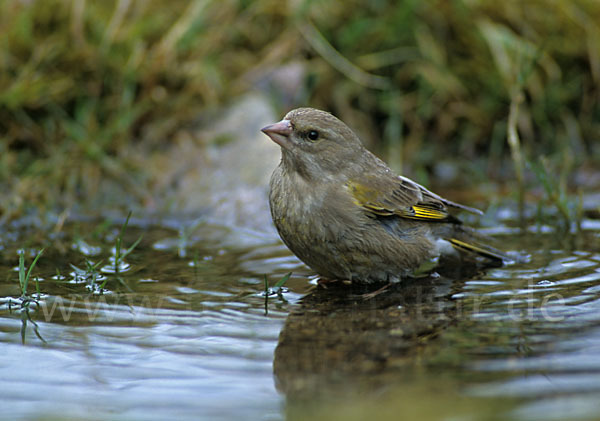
[263,272,292,315]
[0,0,598,222]
[11,248,46,344]
[18,248,44,299]
[69,259,105,290]
[98,211,142,292]
[66,212,141,293]
[7,212,145,342]
[530,157,584,232]
[113,211,143,277]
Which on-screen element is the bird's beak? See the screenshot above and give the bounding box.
[261,119,292,149]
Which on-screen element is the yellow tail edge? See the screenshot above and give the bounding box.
[449,238,506,262]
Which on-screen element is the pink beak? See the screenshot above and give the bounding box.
[261,119,292,148]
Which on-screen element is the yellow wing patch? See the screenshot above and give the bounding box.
[347,181,450,221]
[404,205,448,220]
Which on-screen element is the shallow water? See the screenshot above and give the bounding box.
[1,215,599,421]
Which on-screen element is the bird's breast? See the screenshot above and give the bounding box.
[269,168,323,228]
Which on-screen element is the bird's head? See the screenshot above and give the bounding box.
[261,108,365,180]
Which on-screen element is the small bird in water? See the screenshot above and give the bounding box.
[262,108,506,284]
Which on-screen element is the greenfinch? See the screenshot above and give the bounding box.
[262,107,506,284]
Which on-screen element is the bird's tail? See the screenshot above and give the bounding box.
[447,237,508,263]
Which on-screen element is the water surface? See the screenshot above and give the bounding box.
[1,215,599,420]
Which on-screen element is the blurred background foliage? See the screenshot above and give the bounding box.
[0,0,598,218]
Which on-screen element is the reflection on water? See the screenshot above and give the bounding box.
[0,217,599,420]
[274,276,458,399]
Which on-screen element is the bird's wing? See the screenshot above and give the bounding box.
[346,173,482,223]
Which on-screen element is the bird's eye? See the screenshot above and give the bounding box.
[307,130,319,141]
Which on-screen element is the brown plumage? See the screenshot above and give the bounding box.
[262,107,506,284]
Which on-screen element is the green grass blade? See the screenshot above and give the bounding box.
[20,248,44,297]
[19,252,26,295]
[115,211,133,264]
[25,248,45,285]
[120,211,133,237]
[121,234,143,259]
[275,272,292,288]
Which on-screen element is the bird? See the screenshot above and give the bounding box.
[261,107,507,284]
